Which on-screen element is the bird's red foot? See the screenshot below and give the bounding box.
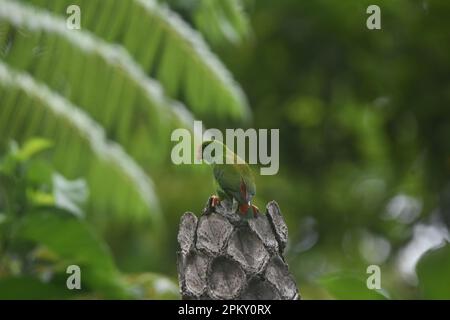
[239,203,250,215]
[238,203,259,218]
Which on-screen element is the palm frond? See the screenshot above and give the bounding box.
[136,0,249,120]
[18,0,251,121]
[193,0,251,45]
[0,61,162,227]
[0,0,194,166]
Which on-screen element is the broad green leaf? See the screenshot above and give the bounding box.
[417,242,450,299]
[319,273,390,300]
[17,210,132,299]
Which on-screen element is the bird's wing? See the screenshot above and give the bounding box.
[214,163,255,203]
[237,163,256,198]
[214,164,245,203]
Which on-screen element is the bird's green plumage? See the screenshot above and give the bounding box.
[201,140,256,206]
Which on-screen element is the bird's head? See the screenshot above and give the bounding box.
[197,140,214,161]
[197,140,228,164]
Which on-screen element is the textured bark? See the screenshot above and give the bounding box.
[177,197,300,300]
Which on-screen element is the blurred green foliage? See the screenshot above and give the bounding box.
[0,139,178,298]
[417,244,450,299]
[1,0,450,299]
[226,0,450,299]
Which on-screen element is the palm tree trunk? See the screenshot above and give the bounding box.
[177,198,300,300]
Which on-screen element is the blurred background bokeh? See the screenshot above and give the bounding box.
[0,0,450,299]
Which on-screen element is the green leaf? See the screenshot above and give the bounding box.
[0,276,77,299]
[16,138,53,162]
[417,242,450,299]
[16,209,132,299]
[319,273,390,300]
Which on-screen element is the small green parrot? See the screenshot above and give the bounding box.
[198,140,259,218]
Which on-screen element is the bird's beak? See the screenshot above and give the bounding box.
[196,145,202,160]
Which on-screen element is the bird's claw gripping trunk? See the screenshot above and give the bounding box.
[177,198,300,300]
